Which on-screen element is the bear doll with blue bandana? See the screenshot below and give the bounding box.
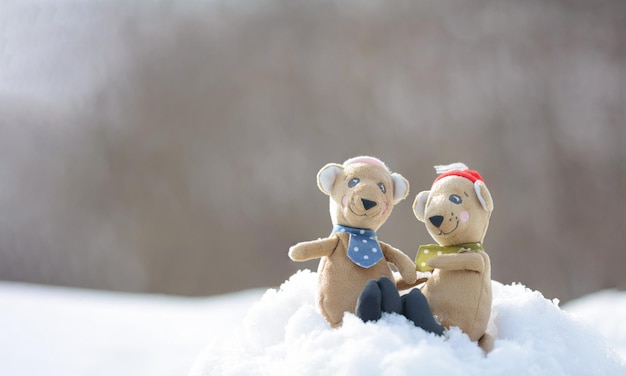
[289,156,418,327]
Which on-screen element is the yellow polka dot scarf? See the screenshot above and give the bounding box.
[415,242,483,272]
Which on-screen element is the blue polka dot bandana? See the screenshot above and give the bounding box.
[332,224,383,268]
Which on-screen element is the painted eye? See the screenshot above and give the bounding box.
[449,194,462,205]
[348,177,360,188]
[377,182,386,193]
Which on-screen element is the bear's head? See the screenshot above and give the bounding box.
[317,156,409,231]
[413,163,493,246]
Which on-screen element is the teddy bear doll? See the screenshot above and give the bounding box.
[356,163,494,352]
[289,156,418,327]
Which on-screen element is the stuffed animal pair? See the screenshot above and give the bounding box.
[289,157,494,352]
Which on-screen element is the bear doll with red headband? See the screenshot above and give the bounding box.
[356,162,494,353]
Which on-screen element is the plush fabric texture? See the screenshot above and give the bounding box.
[416,242,483,272]
[332,225,383,268]
[412,163,494,353]
[289,156,416,327]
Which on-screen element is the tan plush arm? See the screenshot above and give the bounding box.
[395,276,428,291]
[428,251,484,273]
[379,241,417,284]
[288,236,339,261]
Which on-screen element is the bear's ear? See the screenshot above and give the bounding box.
[317,163,344,196]
[391,173,410,204]
[474,181,494,212]
[413,190,430,222]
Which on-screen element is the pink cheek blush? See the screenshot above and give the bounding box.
[342,195,348,208]
[460,211,470,223]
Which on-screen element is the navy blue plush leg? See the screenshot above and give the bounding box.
[377,277,402,315]
[401,289,445,336]
[355,279,382,322]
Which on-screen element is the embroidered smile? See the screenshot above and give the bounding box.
[349,206,371,217]
[436,219,459,235]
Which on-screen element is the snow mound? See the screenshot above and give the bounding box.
[190,270,625,376]
[0,281,262,376]
[564,290,626,361]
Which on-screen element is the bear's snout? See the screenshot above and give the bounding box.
[429,215,444,228]
[361,198,377,211]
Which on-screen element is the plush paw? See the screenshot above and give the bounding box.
[356,277,403,322]
[355,279,383,322]
[377,277,402,315]
[401,289,444,336]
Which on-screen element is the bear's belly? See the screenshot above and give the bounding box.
[317,249,393,326]
[422,270,492,341]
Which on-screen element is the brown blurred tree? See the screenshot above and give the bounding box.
[0,0,624,302]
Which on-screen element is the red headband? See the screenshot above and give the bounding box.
[434,170,484,184]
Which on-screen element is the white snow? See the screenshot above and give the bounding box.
[563,290,626,361]
[0,281,263,376]
[190,270,626,376]
[1,272,625,376]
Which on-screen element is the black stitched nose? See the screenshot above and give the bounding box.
[429,215,444,228]
[361,199,377,210]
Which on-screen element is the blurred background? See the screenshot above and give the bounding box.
[0,0,624,304]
